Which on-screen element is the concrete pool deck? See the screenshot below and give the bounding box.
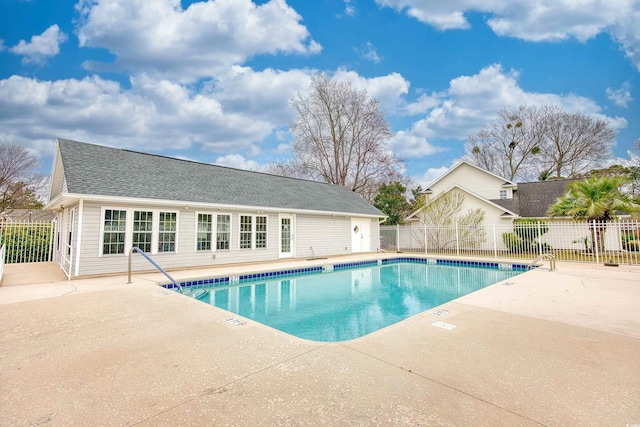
[1,255,639,426]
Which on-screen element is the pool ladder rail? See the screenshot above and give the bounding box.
[527,253,556,271]
[127,246,184,293]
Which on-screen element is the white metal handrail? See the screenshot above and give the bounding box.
[127,246,183,293]
[527,253,556,271]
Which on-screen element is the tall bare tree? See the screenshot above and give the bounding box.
[0,143,45,213]
[537,105,616,179]
[464,105,616,182]
[465,106,544,181]
[268,73,404,201]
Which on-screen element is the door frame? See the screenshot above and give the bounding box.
[279,214,295,258]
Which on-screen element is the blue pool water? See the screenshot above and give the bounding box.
[187,259,524,342]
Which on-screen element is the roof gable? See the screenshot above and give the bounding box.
[48,139,384,217]
[423,161,517,194]
[406,184,519,221]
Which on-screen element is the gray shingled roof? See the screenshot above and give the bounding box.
[56,139,384,217]
[512,179,577,218]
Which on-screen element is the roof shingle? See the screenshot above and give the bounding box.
[56,138,383,217]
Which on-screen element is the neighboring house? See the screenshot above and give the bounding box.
[407,161,580,223]
[406,161,520,224]
[44,139,385,278]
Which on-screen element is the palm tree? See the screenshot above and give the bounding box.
[547,176,640,255]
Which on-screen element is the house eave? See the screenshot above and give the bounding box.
[44,193,384,219]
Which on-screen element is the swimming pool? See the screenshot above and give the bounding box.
[172,258,526,342]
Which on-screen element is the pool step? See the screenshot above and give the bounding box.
[181,288,209,299]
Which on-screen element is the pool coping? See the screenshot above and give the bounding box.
[1,256,639,425]
[162,255,531,291]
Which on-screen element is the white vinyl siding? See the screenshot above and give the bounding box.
[296,215,351,258]
[431,163,513,200]
[74,203,381,277]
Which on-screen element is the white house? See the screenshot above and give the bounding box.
[45,139,385,278]
[406,161,520,225]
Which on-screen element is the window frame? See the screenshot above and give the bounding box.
[194,212,232,252]
[132,210,154,253]
[238,214,268,250]
[216,213,231,251]
[195,213,213,252]
[157,211,178,253]
[100,207,128,256]
[99,207,179,256]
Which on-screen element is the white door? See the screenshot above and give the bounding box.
[279,214,295,258]
[350,218,371,253]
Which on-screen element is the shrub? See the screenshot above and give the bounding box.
[502,232,524,253]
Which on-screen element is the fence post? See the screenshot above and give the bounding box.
[493,223,497,258]
[424,224,427,255]
[593,220,600,264]
[396,224,400,252]
[455,222,460,256]
[537,221,543,256]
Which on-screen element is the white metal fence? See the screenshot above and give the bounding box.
[380,220,640,265]
[0,221,55,264]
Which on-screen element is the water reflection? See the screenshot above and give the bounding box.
[202,263,520,341]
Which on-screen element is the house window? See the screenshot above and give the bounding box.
[240,215,252,249]
[197,214,212,251]
[158,212,177,252]
[103,209,126,255]
[133,211,153,252]
[239,215,267,250]
[500,190,507,199]
[256,216,267,249]
[216,214,230,250]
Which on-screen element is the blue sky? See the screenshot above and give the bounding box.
[1,0,639,188]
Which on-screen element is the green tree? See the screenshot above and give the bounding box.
[547,176,640,254]
[408,185,426,213]
[374,182,410,225]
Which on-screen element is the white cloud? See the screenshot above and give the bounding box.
[388,131,447,159]
[0,74,274,154]
[415,166,451,188]
[402,92,442,115]
[606,82,633,108]
[375,0,640,70]
[393,64,627,162]
[214,154,262,170]
[76,0,321,82]
[0,66,413,171]
[610,9,640,71]
[356,42,382,63]
[10,25,67,65]
[343,0,356,17]
[209,66,311,124]
[332,69,410,114]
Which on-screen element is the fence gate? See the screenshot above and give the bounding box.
[0,221,55,264]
